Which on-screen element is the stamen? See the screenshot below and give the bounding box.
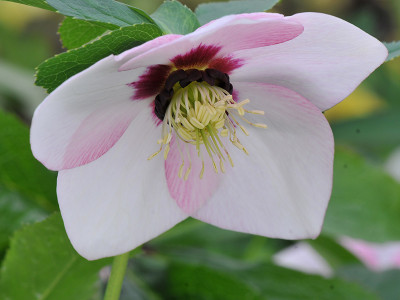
[149,77,266,180]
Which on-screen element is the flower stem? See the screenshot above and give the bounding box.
[104,252,130,300]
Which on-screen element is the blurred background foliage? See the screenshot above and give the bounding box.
[0,0,400,299]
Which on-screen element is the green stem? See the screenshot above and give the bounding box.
[104,252,130,300]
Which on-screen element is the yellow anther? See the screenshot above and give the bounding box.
[163,144,170,160]
[220,128,229,137]
[220,159,225,173]
[149,81,266,181]
[181,117,195,131]
[200,161,205,179]
[212,161,218,174]
[190,117,205,129]
[254,123,268,129]
[184,165,191,181]
[178,162,184,178]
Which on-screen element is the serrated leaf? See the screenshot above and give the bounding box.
[0,213,110,300]
[195,0,280,25]
[140,250,378,299]
[2,0,55,11]
[36,24,162,93]
[47,0,155,27]
[0,110,57,211]
[151,0,200,34]
[59,17,115,50]
[323,147,400,242]
[384,41,400,61]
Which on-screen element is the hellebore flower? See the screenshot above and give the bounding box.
[30,12,387,260]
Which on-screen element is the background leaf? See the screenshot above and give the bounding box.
[323,147,400,242]
[46,0,155,27]
[0,189,46,255]
[195,0,280,25]
[0,213,110,300]
[2,0,55,11]
[36,23,162,93]
[58,17,115,50]
[338,266,400,300]
[151,0,200,34]
[134,250,379,299]
[384,41,400,61]
[0,110,57,211]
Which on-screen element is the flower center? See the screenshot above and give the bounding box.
[149,69,267,180]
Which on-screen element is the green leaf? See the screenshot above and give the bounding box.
[323,147,400,242]
[0,190,47,252]
[195,0,280,25]
[150,218,288,261]
[2,0,56,12]
[148,250,379,299]
[151,0,200,34]
[46,0,155,27]
[384,41,400,61]
[0,110,57,211]
[0,213,110,300]
[59,17,115,50]
[308,235,361,270]
[332,111,400,152]
[338,266,400,300]
[36,24,162,93]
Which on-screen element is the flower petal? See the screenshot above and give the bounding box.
[115,34,182,65]
[192,82,334,239]
[31,55,148,171]
[120,13,303,71]
[230,12,388,111]
[57,104,187,260]
[165,136,221,215]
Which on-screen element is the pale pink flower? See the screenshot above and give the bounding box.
[30,13,387,260]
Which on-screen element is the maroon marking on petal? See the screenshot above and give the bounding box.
[208,56,244,74]
[129,64,171,100]
[171,44,221,69]
[149,101,162,126]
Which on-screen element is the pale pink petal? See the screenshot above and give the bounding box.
[273,242,333,277]
[115,34,182,65]
[120,14,303,71]
[31,55,149,171]
[165,136,221,215]
[341,237,400,271]
[57,104,187,260]
[192,82,334,239]
[230,12,388,111]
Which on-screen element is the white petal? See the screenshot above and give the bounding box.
[57,104,187,260]
[120,13,303,71]
[31,54,148,171]
[230,12,388,111]
[192,82,334,239]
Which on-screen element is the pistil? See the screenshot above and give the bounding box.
[149,71,267,180]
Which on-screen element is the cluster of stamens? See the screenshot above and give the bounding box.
[148,68,267,180]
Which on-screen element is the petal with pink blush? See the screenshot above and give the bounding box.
[120,14,303,71]
[57,106,187,260]
[115,34,182,67]
[165,136,222,215]
[192,82,334,239]
[230,12,388,111]
[31,54,148,171]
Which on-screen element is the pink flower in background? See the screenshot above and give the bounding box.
[341,237,400,271]
[30,12,387,260]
